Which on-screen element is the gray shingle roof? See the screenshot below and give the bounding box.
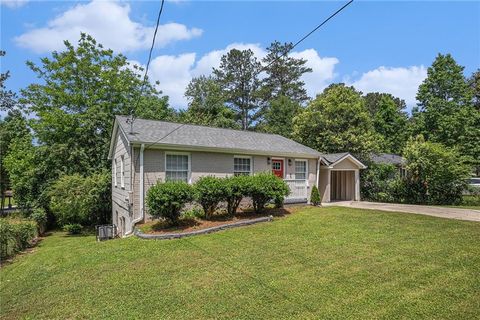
[371,153,405,166]
[319,152,350,165]
[115,116,321,157]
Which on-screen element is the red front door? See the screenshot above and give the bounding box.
[272,159,284,178]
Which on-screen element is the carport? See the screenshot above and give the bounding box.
[317,153,367,203]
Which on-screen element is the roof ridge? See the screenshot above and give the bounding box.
[116,115,294,139]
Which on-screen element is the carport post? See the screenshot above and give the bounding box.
[354,169,360,201]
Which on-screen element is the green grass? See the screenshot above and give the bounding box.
[1,207,479,319]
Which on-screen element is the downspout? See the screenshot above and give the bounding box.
[126,143,145,236]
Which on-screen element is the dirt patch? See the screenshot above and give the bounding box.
[138,207,300,235]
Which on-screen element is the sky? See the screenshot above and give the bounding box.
[1,0,479,113]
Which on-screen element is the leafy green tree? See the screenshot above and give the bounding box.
[468,69,480,110]
[0,51,17,112]
[2,135,39,210]
[213,49,262,130]
[401,136,470,205]
[0,110,30,210]
[256,95,301,138]
[293,84,381,158]
[411,54,479,167]
[260,41,312,104]
[180,75,238,129]
[364,93,409,154]
[20,33,173,174]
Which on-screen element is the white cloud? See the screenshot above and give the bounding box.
[290,49,338,98]
[1,0,28,9]
[14,0,202,53]
[144,43,339,109]
[349,66,427,108]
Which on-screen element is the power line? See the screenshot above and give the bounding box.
[130,0,354,165]
[128,0,165,127]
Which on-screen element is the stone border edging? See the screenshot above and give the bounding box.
[135,215,274,240]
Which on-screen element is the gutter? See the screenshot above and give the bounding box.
[125,143,145,236]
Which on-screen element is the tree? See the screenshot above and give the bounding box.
[260,41,312,104]
[20,33,173,175]
[411,54,479,167]
[293,84,381,159]
[256,95,301,138]
[0,51,17,112]
[468,69,480,110]
[180,75,238,129]
[0,110,30,211]
[402,136,470,205]
[364,93,409,154]
[213,49,262,130]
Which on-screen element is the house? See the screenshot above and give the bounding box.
[108,116,367,236]
[371,153,406,178]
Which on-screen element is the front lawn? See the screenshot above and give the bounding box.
[1,207,479,319]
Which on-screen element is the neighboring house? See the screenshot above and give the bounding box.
[108,116,366,236]
[371,153,406,178]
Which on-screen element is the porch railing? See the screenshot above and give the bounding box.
[284,179,308,201]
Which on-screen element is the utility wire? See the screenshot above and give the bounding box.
[128,0,165,126]
[130,0,354,164]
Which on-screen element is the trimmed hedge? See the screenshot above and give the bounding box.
[194,176,225,219]
[223,175,250,216]
[146,181,194,224]
[146,174,290,223]
[244,173,290,213]
[0,219,37,260]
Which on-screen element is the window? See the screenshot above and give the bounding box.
[120,156,125,188]
[272,162,281,170]
[114,159,117,186]
[295,160,307,180]
[234,156,251,176]
[166,153,190,182]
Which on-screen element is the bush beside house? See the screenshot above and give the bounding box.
[360,136,471,205]
[146,181,195,224]
[48,171,111,229]
[146,173,290,225]
[310,186,321,206]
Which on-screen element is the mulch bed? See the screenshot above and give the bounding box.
[138,207,298,235]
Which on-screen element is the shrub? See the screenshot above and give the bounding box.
[360,163,399,202]
[403,136,470,205]
[49,170,111,226]
[310,185,321,206]
[194,176,225,219]
[0,219,37,260]
[182,207,204,219]
[63,223,83,235]
[223,175,249,216]
[245,173,290,213]
[146,181,194,224]
[30,208,47,235]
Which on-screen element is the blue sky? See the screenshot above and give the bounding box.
[1,0,479,112]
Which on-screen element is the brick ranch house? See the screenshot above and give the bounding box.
[108,116,367,236]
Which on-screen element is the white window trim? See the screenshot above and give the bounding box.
[233,155,253,176]
[114,158,117,187]
[165,151,192,184]
[120,155,125,188]
[271,157,286,179]
[294,159,309,185]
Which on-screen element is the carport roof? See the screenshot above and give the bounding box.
[320,152,367,169]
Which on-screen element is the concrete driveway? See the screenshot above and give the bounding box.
[323,201,480,222]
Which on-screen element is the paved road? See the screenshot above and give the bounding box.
[323,201,480,222]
